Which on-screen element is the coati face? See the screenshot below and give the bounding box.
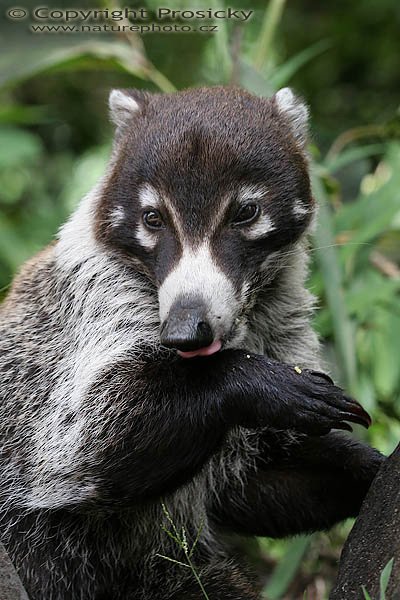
[96,87,315,357]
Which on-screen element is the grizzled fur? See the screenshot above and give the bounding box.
[0,86,383,599]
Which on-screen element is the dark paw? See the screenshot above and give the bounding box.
[293,369,372,435]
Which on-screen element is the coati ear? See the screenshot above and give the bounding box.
[274,88,309,147]
[108,89,149,128]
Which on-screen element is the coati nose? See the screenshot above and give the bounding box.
[160,298,214,352]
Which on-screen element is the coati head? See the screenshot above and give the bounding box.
[96,86,315,357]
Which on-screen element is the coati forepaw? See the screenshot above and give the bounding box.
[219,352,372,435]
[292,369,372,435]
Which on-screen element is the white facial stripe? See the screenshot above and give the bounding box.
[138,184,161,209]
[162,194,185,243]
[238,184,268,202]
[135,223,157,250]
[292,199,310,217]
[209,192,232,234]
[138,185,185,243]
[243,213,276,239]
[158,242,237,330]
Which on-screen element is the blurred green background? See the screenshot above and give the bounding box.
[1,0,399,597]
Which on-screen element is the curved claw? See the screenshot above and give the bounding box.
[334,422,353,433]
[307,370,335,385]
[339,399,372,428]
[302,369,373,430]
[339,410,371,429]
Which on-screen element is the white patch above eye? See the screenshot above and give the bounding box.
[242,213,276,239]
[138,184,161,209]
[238,184,268,202]
[292,199,310,218]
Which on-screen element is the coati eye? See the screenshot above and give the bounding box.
[143,210,164,230]
[232,204,260,226]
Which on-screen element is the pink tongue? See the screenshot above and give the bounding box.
[177,339,222,359]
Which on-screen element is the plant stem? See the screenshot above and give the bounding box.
[107,0,176,92]
[185,554,210,600]
[253,0,287,71]
[144,66,176,93]
[312,171,358,393]
[326,125,386,161]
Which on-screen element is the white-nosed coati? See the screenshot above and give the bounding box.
[0,86,383,599]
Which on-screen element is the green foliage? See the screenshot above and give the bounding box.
[261,536,311,599]
[0,0,399,596]
[362,557,394,600]
[312,145,400,442]
[157,504,209,600]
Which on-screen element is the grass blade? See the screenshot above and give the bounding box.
[380,557,394,599]
[253,0,287,70]
[362,587,373,600]
[262,536,311,599]
[269,39,331,89]
[155,554,191,569]
[312,170,357,392]
[324,143,386,174]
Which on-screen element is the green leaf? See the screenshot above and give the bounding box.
[209,0,232,82]
[0,105,49,125]
[312,171,357,391]
[0,39,147,88]
[362,587,373,600]
[269,39,331,89]
[335,144,400,261]
[253,0,287,71]
[262,536,311,599]
[60,145,109,212]
[0,127,43,168]
[345,272,400,321]
[0,216,33,271]
[380,557,394,599]
[325,143,387,174]
[370,313,400,398]
[359,542,394,599]
[238,59,275,96]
